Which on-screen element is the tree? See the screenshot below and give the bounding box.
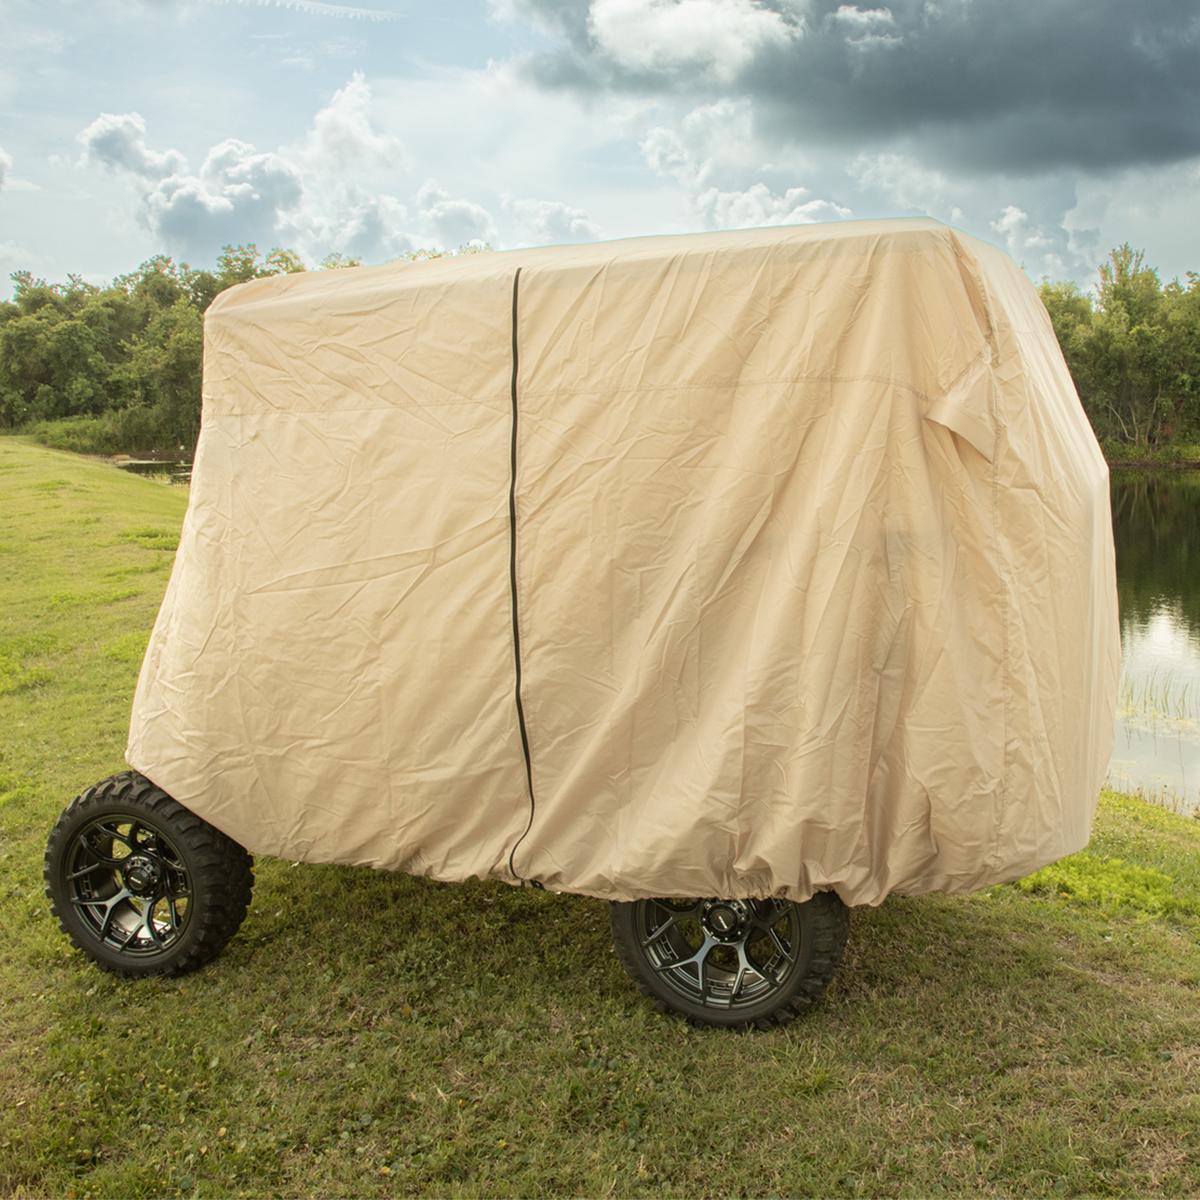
[1039,280,1092,351]
[1042,247,1200,449]
[319,252,363,270]
[121,298,204,451]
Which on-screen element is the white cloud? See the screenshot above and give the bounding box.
[847,31,902,48]
[989,204,1087,281]
[143,140,304,261]
[77,113,186,181]
[0,146,10,192]
[297,72,403,172]
[845,152,1100,282]
[695,183,850,229]
[640,99,755,189]
[281,73,414,258]
[282,188,414,260]
[849,152,954,215]
[640,125,698,187]
[73,69,622,264]
[505,196,600,244]
[991,204,1030,242]
[359,62,688,244]
[831,5,895,27]
[76,75,418,264]
[641,100,851,231]
[416,181,497,248]
[588,0,799,82]
[830,5,901,47]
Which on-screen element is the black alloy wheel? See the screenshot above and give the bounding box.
[45,772,253,977]
[610,892,848,1028]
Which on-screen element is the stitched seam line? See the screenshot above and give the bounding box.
[505,268,538,884]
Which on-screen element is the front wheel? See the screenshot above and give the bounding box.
[610,893,848,1029]
[44,772,253,977]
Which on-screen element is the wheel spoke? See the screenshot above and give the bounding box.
[79,835,126,867]
[697,942,711,1000]
[115,913,142,952]
[69,884,152,949]
[767,925,794,963]
[654,934,716,978]
[160,860,189,898]
[731,944,751,999]
[102,822,138,850]
[97,888,132,940]
[67,862,108,882]
[140,900,164,947]
[100,898,123,941]
[641,915,677,948]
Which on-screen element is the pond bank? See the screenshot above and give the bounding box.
[1103,441,1200,470]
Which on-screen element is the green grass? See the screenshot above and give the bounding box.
[1,434,1199,1198]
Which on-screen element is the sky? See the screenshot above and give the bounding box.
[1,0,1198,296]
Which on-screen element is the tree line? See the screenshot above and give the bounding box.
[1,241,1197,459]
[1039,245,1200,452]
[0,246,361,457]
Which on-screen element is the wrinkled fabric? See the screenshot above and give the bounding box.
[127,218,1120,905]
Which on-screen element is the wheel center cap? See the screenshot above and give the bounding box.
[123,855,159,895]
[707,903,742,939]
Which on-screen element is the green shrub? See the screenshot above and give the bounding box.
[24,415,122,456]
[1017,851,1197,916]
[24,408,178,458]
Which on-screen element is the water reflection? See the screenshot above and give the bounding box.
[1109,471,1200,812]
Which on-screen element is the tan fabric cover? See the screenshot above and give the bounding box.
[126,218,1120,905]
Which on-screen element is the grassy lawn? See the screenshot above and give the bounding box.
[1,433,1198,1199]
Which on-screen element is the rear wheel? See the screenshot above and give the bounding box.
[610,893,848,1028]
[44,772,253,977]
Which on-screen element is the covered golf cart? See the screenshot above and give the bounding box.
[46,218,1119,1027]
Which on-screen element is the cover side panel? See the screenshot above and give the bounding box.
[511,233,1008,903]
[128,274,531,878]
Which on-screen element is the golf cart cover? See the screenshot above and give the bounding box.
[127,218,1119,906]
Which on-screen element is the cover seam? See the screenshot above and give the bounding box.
[505,268,540,886]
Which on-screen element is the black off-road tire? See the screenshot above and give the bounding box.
[44,771,253,977]
[610,892,849,1029]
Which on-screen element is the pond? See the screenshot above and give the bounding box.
[1109,470,1200,814]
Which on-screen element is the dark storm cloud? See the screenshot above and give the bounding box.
[511,0,1200,174]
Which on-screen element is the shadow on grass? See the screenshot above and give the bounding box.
[38,856,1127,1031]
